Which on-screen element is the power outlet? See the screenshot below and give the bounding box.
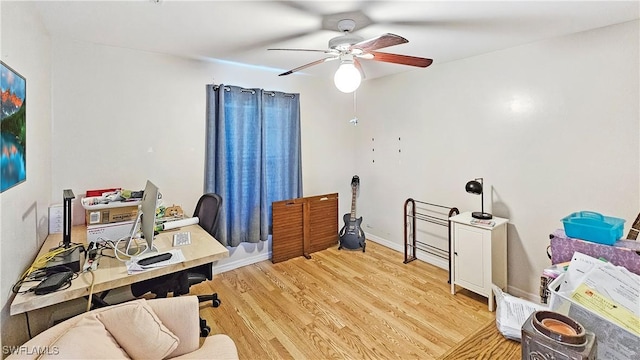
[49,204,63,233]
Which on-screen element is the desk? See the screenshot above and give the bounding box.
[10,224,229,316]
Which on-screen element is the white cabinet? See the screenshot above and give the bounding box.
[450,212,508,311]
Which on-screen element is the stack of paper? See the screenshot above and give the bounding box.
[549,252,640,360]
[556,252,640,336]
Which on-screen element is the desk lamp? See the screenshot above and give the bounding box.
[465,178,492,220]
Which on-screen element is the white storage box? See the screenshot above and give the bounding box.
[82,196,141,210]
[87,220,135,243]
[548,274,639,360]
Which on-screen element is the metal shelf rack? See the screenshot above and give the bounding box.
[403,198,459,283]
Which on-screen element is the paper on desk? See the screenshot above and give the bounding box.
[126,249,185,274]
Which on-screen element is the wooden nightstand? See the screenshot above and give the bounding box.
[450,212,508,311]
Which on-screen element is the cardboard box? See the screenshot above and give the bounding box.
[85,205,138,225]
[87,220,135,243]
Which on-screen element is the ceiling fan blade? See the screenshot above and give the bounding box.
[351,33,408,52]
[367,51,433,68]
[278,56,338,76]
[268,48,335,54]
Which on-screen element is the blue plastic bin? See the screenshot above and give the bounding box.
[561,211,625,245]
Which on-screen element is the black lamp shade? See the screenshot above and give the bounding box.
[465,178,493,220]
[465,180,483,195]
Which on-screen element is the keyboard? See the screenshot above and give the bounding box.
[173,232,191,246]
[137,252,172,266]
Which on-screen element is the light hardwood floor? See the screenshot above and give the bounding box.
[193,241,495,359]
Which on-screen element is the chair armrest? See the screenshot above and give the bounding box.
[146,296,200,357]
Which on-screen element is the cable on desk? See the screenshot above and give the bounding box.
[21,243,83,278]
[84,269,96,312]
[12,243,83,294]
[107,236,148,262]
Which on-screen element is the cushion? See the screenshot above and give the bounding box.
[40,314,128,359]
[96,299,179,359]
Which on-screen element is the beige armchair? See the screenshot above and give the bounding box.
[8,296,238,359]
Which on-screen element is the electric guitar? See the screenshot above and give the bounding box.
[339,175,366,251]
[627,212,640,240]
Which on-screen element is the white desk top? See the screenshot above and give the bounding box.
[10,224,228,315]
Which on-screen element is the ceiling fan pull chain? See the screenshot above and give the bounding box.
[354,90,357,114]
[350,90,359,126]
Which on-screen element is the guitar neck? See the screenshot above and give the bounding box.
[350,188,357,220]
[627,212,640,240]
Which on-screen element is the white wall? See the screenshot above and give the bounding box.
[0,1,53,351]
[353,20,639,299]
[49,38,358,270]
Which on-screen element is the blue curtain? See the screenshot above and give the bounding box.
[205,84,302,247]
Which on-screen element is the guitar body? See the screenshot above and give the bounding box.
[339,213,365,250]
[339,175,366,252]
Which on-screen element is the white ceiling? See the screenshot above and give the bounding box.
[31,0,640,80]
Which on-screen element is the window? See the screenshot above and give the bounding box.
[205,85,302,247]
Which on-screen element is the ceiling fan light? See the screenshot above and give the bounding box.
[334,62,361,93]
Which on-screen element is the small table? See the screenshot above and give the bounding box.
[450,212,508,311]
[10,224,229,316]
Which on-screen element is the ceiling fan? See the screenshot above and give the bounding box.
[268,19,433,92]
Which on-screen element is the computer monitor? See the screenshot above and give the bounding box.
[140,180,160,253]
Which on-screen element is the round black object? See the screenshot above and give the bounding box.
[465,180,483,194]
[471,211,493,220]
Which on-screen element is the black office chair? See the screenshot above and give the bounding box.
[131,193,224,336]
[187,193,223,305]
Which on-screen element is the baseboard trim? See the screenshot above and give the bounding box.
[365,234,449,270]
[504,284,540,304]
[214,251,271,274]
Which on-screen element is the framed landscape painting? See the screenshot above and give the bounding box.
[1,61,26,192]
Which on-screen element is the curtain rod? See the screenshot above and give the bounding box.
[212,85,296,98]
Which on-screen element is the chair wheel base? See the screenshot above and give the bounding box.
[200,325,211,337]
[199,318,211,337]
